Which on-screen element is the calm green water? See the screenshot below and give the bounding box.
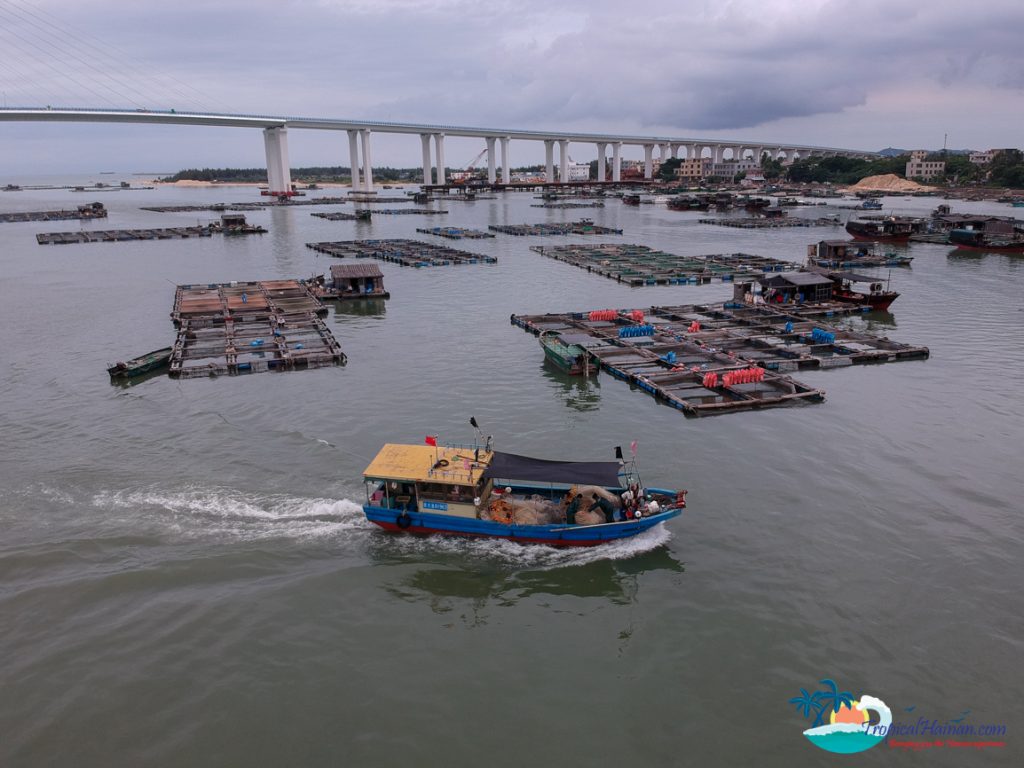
[1,179,1021,766]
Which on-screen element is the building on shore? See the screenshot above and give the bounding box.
[906,150,945,180]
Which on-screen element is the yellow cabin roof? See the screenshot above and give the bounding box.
[363,444,493,486]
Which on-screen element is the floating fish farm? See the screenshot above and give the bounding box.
[512,302,928,416]
[306,239,497,267]
[698,217,841,229]
[529,202,606,209]
[37,225,217,245]
[1,202,107,222]
[170,280,345,378]
[488,220,623,236]
[415,227,495,240]
[530,243,800,285]
[312,211,372,221]
[141,198,348,213]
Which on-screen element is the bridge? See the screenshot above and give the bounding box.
[0,107,876,195]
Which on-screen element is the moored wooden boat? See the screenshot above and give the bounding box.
[361,429,686,547]
[107,346,173,378]
[539,331,591,375]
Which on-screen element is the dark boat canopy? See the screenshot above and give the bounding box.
[805,265,880,283]
[483,451,622,487]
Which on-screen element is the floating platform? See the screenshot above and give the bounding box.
[306,239,497,267]
[1,202,107,223]
[511,303,928,416]
[530,243,800,285]
[312,211,372,221]
[37,225,216,245]
[698,217,842,229]
[415,227,495,240]
[346,196,414,203]
[371,208,448,215]
[141,198,348,213]
[489,220,622,236]
[529,202,606,209]
[170,280,344,378]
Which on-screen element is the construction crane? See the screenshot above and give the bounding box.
[465,149,488,171]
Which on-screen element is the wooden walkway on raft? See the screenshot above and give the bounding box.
[169,280,344,378]
[306,239,496,267]
[511,302,929,416]
[489,220,623,236]
[530,243,800,285]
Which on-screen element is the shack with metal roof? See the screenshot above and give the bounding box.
[324,262,389,300]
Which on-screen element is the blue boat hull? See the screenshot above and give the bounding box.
[363,504,682,547]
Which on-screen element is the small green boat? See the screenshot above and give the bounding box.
[540,331,591,375]
[107,347,173,379]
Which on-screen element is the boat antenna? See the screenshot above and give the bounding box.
[470,416,492,453]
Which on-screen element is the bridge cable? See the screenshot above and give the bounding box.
[0,0,229,113]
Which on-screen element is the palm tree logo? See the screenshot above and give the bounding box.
[790,679,890,754]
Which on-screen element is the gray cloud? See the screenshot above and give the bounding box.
[0,0,1022,172]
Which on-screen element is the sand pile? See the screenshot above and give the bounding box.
[848,174,934,193]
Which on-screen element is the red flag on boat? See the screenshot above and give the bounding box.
[425,435,437,446]
[630,440,638,455]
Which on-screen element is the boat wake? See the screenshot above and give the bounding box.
[382,521,674,570]
[93,486,367,541]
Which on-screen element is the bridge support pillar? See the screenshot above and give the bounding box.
[670,143,680,159]
[611,142,622,182]
[486,137,497,184]
[360,130,373,192]
[262,127,292,196]
[420,134,432,186]
[500,137,510,184]
[558,140,569,183]
[347,130,361,191]
[544,140,555,183]
[643,144,654,179]
[713,145,724,163]
[596,142,607,182]
[434,134,446,185]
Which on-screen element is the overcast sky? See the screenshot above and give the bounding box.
[0,0,1022,175]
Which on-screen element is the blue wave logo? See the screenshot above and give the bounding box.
[790,679,891,754]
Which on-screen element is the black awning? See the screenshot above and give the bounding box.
[483,451,622,487]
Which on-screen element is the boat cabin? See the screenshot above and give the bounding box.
[809,239,875,262]
[328,262,389,299]
[364,444,494,518]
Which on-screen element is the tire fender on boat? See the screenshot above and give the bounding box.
[397,513,412,529]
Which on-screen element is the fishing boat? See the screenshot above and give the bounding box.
[361,421,686,547]
[539,331,591,375]
[948,228,1024,252]
[845,215,926,242]
[807,239,912,268]
[805,266,900,310]
[106,346,172,379]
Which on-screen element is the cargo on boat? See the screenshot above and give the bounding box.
[362,426,686,547]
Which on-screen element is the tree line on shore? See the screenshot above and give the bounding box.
[163,150,1024,189]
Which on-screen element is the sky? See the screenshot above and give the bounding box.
[0,0,1022,174]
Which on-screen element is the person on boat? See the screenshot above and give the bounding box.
[565,493,583,525]
[620,487,635,515]
[588,493,616,524]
